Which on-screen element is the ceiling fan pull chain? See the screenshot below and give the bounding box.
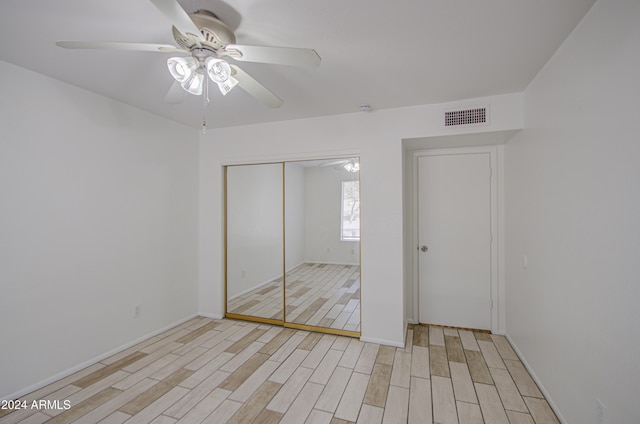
[202,74,209,134]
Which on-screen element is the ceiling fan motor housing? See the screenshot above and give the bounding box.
[189,10,236,49]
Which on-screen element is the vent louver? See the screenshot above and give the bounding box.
[445,107,487,126]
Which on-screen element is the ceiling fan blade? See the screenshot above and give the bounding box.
[164,80,188,104]
[149,0,203,39]
[230,65,284,109]
[224,45,321,68]
[56,40,184,53]
[172,26,200,50]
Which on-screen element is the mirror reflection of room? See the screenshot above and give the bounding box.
[225,163,284,321]
[225,158,361,335]
[285,158,360,332]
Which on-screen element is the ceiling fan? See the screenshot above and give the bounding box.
[56,0,321,110]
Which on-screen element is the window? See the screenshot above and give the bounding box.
[341,180,360,241]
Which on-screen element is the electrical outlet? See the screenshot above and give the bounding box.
[597,399,607,424]
[241,270,246,278]
[134,304,142,318]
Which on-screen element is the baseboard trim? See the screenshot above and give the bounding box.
[304,260,360,266]
[227,274,283,301]
[198,312,224,320]
[360,335,405,348]
[2,313,199,401]
[505,334,567,424]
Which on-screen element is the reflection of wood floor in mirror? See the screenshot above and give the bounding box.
[227,263,360,332]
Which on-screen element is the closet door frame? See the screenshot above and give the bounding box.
[223,158,361,338]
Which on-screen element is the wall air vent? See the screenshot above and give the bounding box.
[444,107,487,126]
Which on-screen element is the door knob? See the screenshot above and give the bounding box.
[420,245,428,252]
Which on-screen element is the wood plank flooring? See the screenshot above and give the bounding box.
[0,318,559,424]
[228,263,361,332]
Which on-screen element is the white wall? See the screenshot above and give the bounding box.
[199,92,523,346]
[504,1,640,422]
[226,164,283,298]
[0,60,199,399]
[304,165,360,265]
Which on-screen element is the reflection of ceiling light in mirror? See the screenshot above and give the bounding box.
[344,160,360,173]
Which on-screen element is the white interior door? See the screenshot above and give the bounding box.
[418,153,492,330]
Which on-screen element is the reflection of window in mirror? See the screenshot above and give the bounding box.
[341,180,360,241]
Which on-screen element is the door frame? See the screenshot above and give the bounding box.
[411,146,501,333]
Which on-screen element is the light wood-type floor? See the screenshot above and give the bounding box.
[228,263,361,332]
[0,317,559,424]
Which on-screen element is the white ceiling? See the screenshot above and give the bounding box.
[0,0,595,129]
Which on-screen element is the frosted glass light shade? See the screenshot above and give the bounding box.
[181,70,204,95]
[215,76,239,95]
[205,57,238,95]
[167,57,198,83]
[205,57,232,83]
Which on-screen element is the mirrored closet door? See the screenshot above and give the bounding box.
[225,158,360,337]
[284,159,360,333]
[225,163,284,323]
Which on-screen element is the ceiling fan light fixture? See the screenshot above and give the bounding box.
[344,160,360,173]
[167,56,198,83]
